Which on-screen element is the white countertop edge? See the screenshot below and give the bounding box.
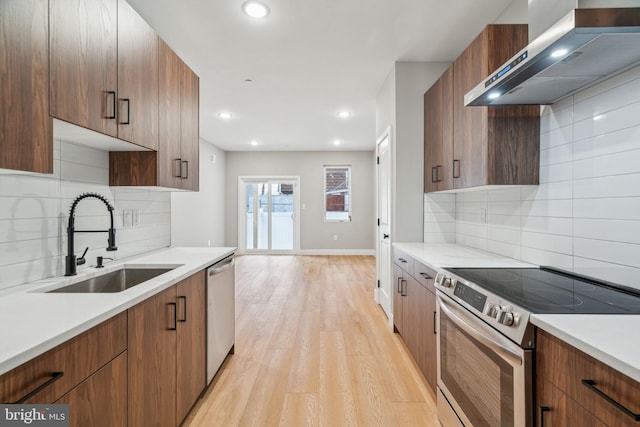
[531,314,640,383]
[0,246,236,376]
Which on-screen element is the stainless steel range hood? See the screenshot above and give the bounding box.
[465,4,640,106]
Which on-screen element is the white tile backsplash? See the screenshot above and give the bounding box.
[0,140,170,290]
[424,63,640,290]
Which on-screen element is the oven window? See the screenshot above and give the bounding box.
[440,312,514,427]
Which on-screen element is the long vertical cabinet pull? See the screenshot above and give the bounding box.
[181,161,188,179]
[401,279,407,296]
[431,167,437,183]
[106,91,117,119]
[174,159,183,178]
[453,160,460,179]
[178,296,187,322]
[433,311,437,334]
[436,165,442,182]
[538,406,550,427]
[168,302,177,330]
[397,277,402,293]
[120,99,131,124]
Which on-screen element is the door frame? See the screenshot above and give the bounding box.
[237,176,301,255]
[375,126,394,329]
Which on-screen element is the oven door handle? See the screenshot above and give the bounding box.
[437,294,523,366]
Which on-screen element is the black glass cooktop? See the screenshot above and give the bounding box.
[445,267,640,314]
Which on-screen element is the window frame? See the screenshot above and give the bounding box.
[323,165,352,223]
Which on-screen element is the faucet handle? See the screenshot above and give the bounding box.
[76,247,89,266]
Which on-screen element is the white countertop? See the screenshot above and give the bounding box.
[393,242,640,384]
[0,247,235,376]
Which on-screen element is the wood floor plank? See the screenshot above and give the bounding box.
[185,255,436,427]
[278,393,319,427]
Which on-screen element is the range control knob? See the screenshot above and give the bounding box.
[496,308,515,326]
[441,276,453,288]
[483,304,498,318]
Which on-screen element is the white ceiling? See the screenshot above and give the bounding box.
[127,0,520,151]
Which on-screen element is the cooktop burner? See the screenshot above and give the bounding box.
[445,267,640,314]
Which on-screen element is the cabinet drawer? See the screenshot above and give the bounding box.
[0,312,127,404]
[537,329,640,426]
[393,248,414,273]
[413,260,437,292]
[537,377,606,427]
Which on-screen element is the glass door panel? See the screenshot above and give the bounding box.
[271,183,294,250]
[244,180,296,252]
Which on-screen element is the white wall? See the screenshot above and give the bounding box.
[171,139,226,247]
[0,140,171,291]
[425,64,640,290]
[225,151,375,253]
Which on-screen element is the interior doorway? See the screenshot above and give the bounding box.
[376,127,393,325]
[238,177,300,254]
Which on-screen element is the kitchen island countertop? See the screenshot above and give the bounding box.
[0,247,235,376]
[393,242,640,383]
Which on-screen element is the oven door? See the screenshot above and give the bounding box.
[436,292,532,427]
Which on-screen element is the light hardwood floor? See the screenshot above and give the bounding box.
[184,255,439,427]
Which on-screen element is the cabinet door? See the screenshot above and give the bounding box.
[128,286,177,427]
[402,277,423,371]
[176,272,206,423]
[117,0,159,150]
[55,351,127,427]
[392,264,405,336]
[158,39,183,189]
[424,66,453,193]
[0,0,52,173]
[537,378,606,427]
[179,62,200,191]
[423,288,437,395]
[50,0,118,137]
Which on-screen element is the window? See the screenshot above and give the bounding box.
[324,166,351,222]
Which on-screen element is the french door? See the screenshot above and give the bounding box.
[239,177,300,253]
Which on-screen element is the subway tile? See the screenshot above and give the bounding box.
[488,226,521,245]
[60,142,109,168]
[423,232,456,244]
[0,237,60,268]
[424,211,456,223]
[0,218,60,243]
[521,247,573,270]
[540,125,573,151]
[574,237,640,269]
[574,218,640,245]
[573,125,640,160]
[488,201,521,216]
[539,163,572,183]
[574,197,640,220]
[60,161,109,184]
[521,216,572,236]
[487,240,521,260]
[522,231,573,255]
[487,188,521,202]
[488,213,521,229]
[521,181,572,201]
[457,234,488,251]
[0,175,60,199]
[540,143,573,167]
[456,221,487,239]
[573,101,640,142]
[574,174,640,199]
[574,76,640,123]
[424,221,456,234]
[573,64,640,109]
[573,148,640,180]
[540,101,573,133]
[521,199,573,218]
[573,256,640,290]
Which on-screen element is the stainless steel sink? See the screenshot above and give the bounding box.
[48,267,176,293]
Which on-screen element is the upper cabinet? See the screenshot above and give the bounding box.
[424,24,540,193]
[0,0,52,173]
[109,41,200,190]
[49,0,158,150]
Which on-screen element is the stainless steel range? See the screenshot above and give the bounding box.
[434,266,640,427]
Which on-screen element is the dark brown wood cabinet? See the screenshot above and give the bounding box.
[50,0,158,150]
[0,0,53,173]
[49,0,118,138]
[536,329,640,427]
[424,25,540,193]
[55,351,127,427]
[109,40,200,190]
[392,250,437,397]
[128,272,206,426]
[176,271,207,423]
[452,24,539,189]
[116,0,159,150]
[424,66,453,192]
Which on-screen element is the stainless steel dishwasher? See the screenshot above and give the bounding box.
[207,254,235,384]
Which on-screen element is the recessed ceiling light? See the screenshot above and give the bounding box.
[337,111,351,119]
[333,139,341,146]
[242,1,270,19]
[218,112,232,120]
[550,48,569,58]
[487,92,501,100]
[250,140,259,146]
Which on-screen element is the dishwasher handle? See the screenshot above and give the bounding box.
[208,256,235,276]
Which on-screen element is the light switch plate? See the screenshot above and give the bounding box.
[132,209,140,226]
[123,210,132,227]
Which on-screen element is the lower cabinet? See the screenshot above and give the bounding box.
[392,251,438,396]
[536,329,640,427]
[128,271,206,426]
[55,352,128,427]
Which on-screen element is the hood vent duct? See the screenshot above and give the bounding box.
[465,7,640,106]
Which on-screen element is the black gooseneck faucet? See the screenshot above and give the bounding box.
[65,193,118,276]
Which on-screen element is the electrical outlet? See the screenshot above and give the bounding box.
[123,210,132,227]
[333,235,338,241]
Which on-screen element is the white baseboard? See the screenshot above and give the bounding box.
[297,249,376,256]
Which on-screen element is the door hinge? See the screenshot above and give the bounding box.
[377,156,380,164]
